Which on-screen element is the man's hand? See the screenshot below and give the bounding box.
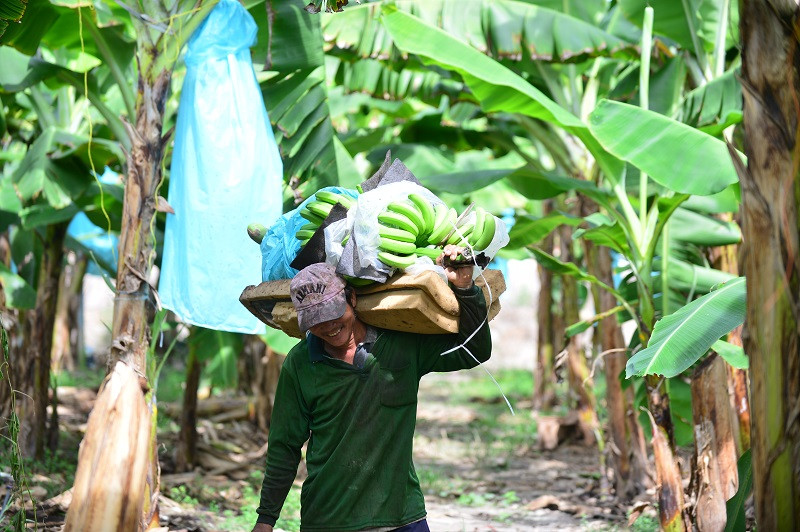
[437,245,474,289]
[252,524,273,532]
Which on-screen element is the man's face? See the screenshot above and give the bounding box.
[308,300,356,347]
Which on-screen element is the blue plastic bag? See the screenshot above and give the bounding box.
[260,187,358,281]
[159,0,282,334]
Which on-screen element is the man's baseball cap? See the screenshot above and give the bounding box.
[290,263,348,333]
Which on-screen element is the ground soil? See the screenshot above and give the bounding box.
[11,368,653,531]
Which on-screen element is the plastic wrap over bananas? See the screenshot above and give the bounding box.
[252,154,509,285]
[258,187,358,282]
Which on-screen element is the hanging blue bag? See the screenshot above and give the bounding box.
[159,0,282,334]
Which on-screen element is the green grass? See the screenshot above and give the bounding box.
[630,514,659,531]
[53,367,105,390]
[214,480,301,532]
[416,466,468,499]
[452,368,533,402]
[436,369,537,457]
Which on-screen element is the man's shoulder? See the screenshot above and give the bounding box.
[283,338,310,367]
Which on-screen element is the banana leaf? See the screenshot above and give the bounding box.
[669,207,741,246]
[323,0,636,64]
[618,0,738,54]
[0,0,59,53]
[677,68,742,136]
[507,212,580,249]
[666,257,735,295]
[381,5,625,183]
[626,276,746,378]
[0,263,36,309]
[588,99,741,196]
[711,340,748,370]
[681,184,740,213]
[725,450,753,532]
[255,1,357,192]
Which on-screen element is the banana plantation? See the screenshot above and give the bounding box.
[1,0,799,530]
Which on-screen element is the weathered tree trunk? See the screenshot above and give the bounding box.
[110,67,172,373]
[65,361,153,531]
[534,200,557,410]
[738,1,800,526]
[176,333,203,472]
[690,354,739,531]
[18,222,68,459]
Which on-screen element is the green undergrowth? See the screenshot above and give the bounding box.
[423,368,537,457]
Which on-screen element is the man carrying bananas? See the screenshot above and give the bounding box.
[252,245,491,532]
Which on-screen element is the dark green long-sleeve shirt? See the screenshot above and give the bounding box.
[256,284,492,531]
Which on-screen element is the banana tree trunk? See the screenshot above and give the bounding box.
[559,224,599,445]
[534,201,557,410]
[68,3,218,528]
[690,354,739,530]
[65,361,153,531]
[595,246,650,499]
[176,332,203,472]
[17,222,68,459]
[711,215,751,453]
[52,252,88,373]
[739,1,800,526]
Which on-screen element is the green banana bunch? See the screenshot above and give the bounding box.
[467,207,496,251]
[373,194,498,272]
[374,195,436,271]
[296,190,357,247]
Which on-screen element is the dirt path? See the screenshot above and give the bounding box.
[412,371,630,532]
[19,367,645,531]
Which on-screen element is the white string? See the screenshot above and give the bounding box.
[438,218,515,416]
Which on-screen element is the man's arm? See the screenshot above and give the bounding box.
[254,355,310,527]
[417,246,493,374]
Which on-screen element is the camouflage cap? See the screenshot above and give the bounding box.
[290,263,348,333]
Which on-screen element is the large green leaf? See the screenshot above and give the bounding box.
[323,0,636,64]
[0,0,59,53]
[667,257,735,295]
[19,203,79,229]
[0,45,31,87]
[507,212,580,249]
[11,126,56,200]
[422,168,515,194]
[530,247,601,285]
[0,262,36,309]
[381,5,626,184]
[618,0,735,54]
[677,68,742,136]
[3,59,128,145]
[626,276,746,378]
[669,207,741,246]
[506,168,608,200]
[588,99,741,196]
[681,183,740,213]
[381,6,583,129]
[574,219,629,255]
[258,1,356,192]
